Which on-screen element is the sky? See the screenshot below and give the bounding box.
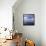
[0,0,17,30]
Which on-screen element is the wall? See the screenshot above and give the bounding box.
[0,0,16,30]
[41,0,46,46]
[12,0,23,31]
[13,0,41,46]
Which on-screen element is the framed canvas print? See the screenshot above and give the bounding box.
[23,14,35,26]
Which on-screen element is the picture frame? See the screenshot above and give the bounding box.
[23,14,35,26]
